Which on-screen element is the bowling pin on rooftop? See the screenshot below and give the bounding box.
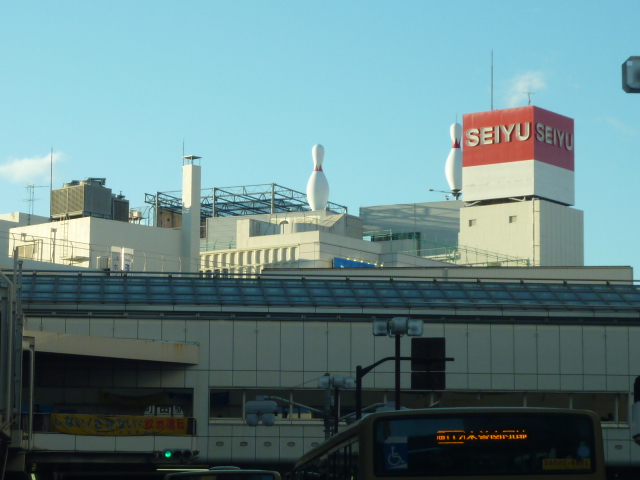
[306,144,330,211]
[445,123,462,200]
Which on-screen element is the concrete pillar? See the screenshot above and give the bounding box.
[181,160,201,272]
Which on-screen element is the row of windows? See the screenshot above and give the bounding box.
[202,247,299,268]
[209,388,629,424]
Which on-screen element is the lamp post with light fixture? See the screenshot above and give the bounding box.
[245,374,354,439]
[318,373,356,437]
[372,317,424,412]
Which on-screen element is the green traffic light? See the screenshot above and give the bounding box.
[163,449,173,458]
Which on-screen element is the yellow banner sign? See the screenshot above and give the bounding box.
[51,414,189,436]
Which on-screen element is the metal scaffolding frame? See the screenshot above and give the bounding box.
[145,183,348,226]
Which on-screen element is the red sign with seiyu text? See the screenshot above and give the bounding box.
[462,106,574,171]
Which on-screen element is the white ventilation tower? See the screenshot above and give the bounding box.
[181,155,202,273]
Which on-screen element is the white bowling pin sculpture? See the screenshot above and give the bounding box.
[306,144,330,211]
[445,123,462,200]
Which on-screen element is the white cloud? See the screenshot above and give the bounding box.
[505,71,547,108]
[0,152,63,183]
[602,117,638,137]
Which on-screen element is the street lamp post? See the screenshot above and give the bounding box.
[374,317,424,411]
[318,373,355,438]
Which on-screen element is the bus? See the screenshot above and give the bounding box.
[165,467,282,480]
[291,407,605,480]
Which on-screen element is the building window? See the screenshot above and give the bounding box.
[509,215,517,223]
[425,391,628,423]
[468,219,477,227]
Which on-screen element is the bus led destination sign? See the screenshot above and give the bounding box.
[437,429,528,444]
[542,459,591,470]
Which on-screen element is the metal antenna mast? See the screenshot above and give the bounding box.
[523,91,535,106]
[24,184,48,216]
[491,50,494,110]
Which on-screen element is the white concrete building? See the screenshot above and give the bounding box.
[459,199,584,266]
[1,105,633,480]
[2,266,639,480]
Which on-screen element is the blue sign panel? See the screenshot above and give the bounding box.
[333,257,376,268]
[384,442,408,470]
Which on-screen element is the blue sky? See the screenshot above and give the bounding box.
[1,1,638,274]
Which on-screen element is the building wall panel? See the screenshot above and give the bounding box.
[256,371,280,387]
[160,368,186,388]
[65,318,90,336]
[537,374,561,390]
[373,334,396,374]
[606,327,629,376]
[187,319,210,367]
[256,322,281,372]
[138,319,161,341]
[468,374,491,390]
[351,323,375,376]
[327,323,351,373]
[537,326,560,374]
[490,324,514,374]
[559,326,583,375]
[583,326,606,375]
[232,370,257,387]
[89,318,113,338]
[280,323,304,372]
[210,321,234,371]
[186,369,210,422]
[303,322,328,372]
[538,201,584,266]
[114,318,137,339]
[233,321,257,371]
[560,374,583,391]
[137,368,161,388]
[584,375,607,391]
[162,319,186,342]
[468,324,491,374]
[491,373,514,390]
[209,370,233,387]
[629,328,640,376]
[445,324,468,374]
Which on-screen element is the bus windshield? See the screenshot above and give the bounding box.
[374,412,596,476]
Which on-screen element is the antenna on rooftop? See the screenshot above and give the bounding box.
[50,147,53,198]
[523,91,535,106]
[428,188,452,201]
[491,50,494,110]
[25,183,48,215]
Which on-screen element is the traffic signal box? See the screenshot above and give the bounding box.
[411,337,446,390]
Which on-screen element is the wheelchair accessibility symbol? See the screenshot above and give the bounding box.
[384,443,408,470]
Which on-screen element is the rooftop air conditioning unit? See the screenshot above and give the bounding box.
[96,256,110,270]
